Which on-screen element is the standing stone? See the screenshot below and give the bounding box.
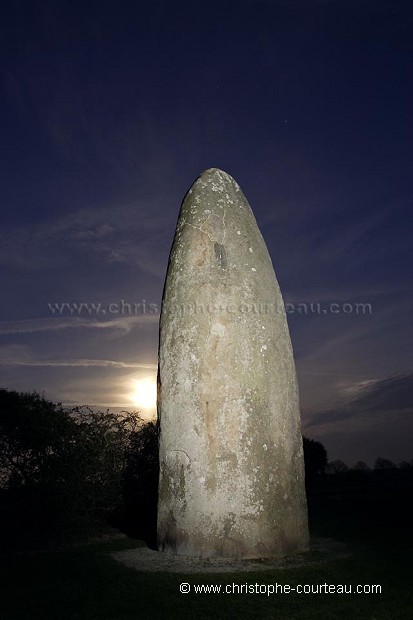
[157,168,308,558]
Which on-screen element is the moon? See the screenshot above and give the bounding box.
[132,378,157,410]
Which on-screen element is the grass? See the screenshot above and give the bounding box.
[1,488,412,619]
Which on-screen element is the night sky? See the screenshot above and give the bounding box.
[1,0,412,466]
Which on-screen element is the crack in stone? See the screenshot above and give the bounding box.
[183,208,226,245]
[169,449,192,464]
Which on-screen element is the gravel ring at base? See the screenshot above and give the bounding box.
[111,537,350,573]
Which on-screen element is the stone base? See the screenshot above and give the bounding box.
[112,537,349,573]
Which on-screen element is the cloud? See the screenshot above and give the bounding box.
[339,373,413,414]
[0,344,32,362]
[0,314,159,335]
[306,372,413,429]
[0,202,171,276]
[263,181,412,305]
[0,358,157,369]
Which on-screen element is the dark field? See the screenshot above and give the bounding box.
[1,475,412,619]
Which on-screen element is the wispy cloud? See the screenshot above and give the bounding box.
[306,372,413,429]
[0,358,157,369]
[0,202,171,276]
[265,188,412,304]
[0,315,159,335]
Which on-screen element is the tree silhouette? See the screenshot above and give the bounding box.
[302,436,327,487]
[353,461,370,472]
[326,459,349,474]
[374,457,396,470]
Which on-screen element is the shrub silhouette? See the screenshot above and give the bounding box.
[0,389,139,545]
[116,418,159,547]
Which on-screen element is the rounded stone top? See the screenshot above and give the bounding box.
[200,167,233,179]
[202,167,229,174]
[192,168,240,196]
